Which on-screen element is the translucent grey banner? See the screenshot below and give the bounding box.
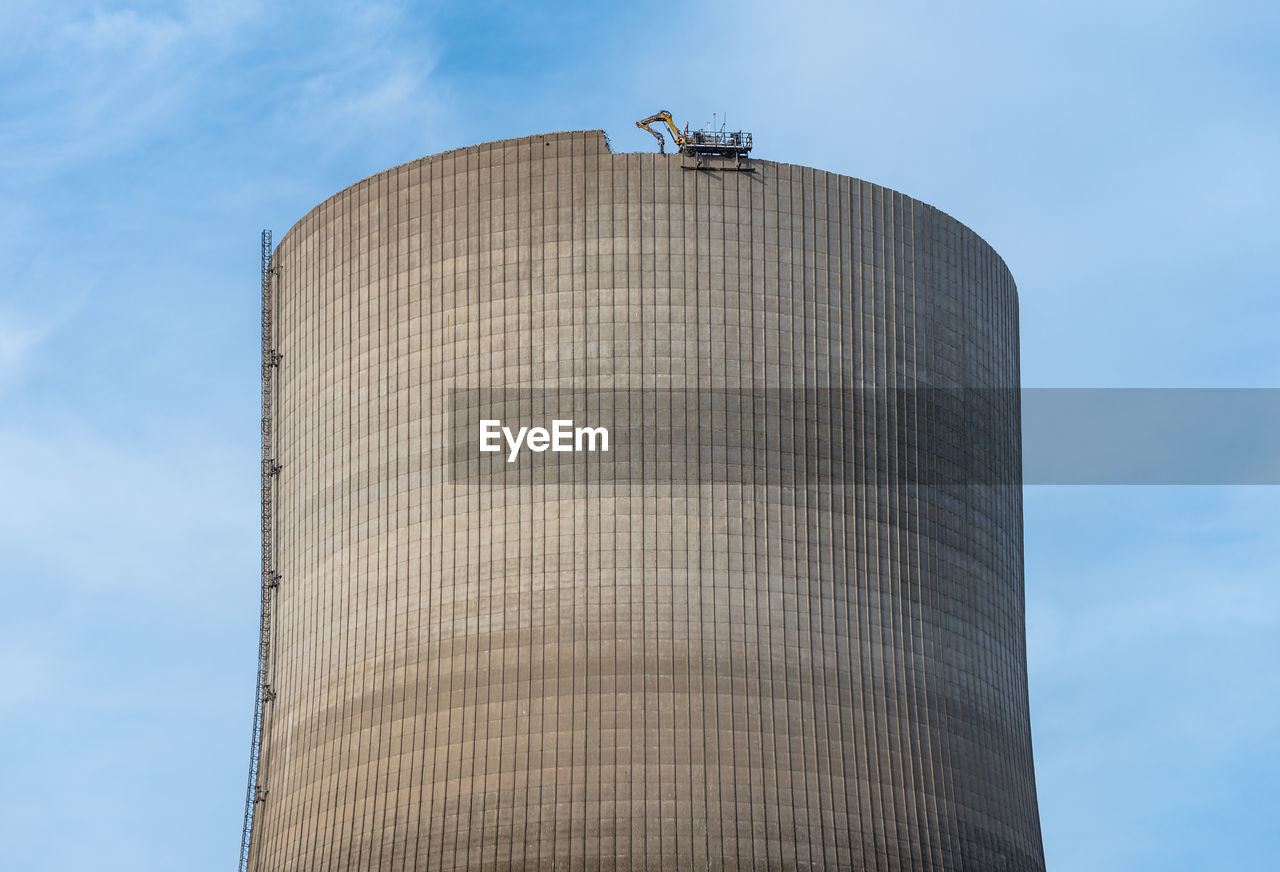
[448,388,1280,485]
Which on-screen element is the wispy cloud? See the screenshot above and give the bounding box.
[261,1,446,167]
[0,420,252,600]
[0,312,52,387]
[0,2,263,177]
[0,3,1276,871]
[0,295,85,392]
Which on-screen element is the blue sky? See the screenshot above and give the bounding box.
[1,1,1276,869]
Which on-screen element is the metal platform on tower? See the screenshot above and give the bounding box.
[636,109,754,169]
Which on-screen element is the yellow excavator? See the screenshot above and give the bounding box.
[637,109,753,162]
[636,110,688,154]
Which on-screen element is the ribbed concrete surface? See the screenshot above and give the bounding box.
[248,130,1045,871]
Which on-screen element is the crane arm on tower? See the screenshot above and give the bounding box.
[636,110,687,154]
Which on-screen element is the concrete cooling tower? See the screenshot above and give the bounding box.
[238,129,1045,871]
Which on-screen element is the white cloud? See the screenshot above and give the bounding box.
[263,2,445,165]
[0,418,254,603]
[0,2,264,176]
[0,296,85,392]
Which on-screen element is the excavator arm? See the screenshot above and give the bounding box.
[636,110,686,154]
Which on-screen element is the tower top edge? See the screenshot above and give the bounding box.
[273,129,1013,285]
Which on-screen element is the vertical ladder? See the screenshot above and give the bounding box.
[238,229,281,872]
